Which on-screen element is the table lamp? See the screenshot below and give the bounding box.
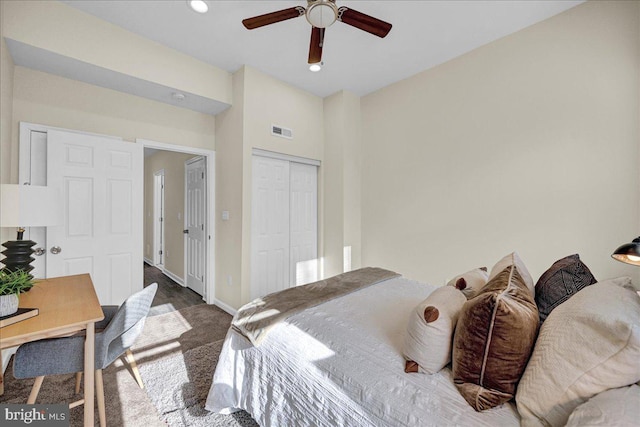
[611,236,640,266]
[0,184,60,274]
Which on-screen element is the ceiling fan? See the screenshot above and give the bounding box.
[242,0,392,64]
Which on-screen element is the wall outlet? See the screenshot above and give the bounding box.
[227,275,233,286]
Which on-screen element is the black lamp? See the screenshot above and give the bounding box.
[611,236,640,266]
[0,184,60,274]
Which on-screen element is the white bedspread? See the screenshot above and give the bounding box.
[206,277,521,426]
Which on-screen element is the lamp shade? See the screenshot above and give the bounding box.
[611,237,640,266]
[0,184,61,228]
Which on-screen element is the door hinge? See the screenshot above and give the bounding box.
[201,224,204,230]
[159,217,163,222]
[159,250,163,255]
[201,172,204,179]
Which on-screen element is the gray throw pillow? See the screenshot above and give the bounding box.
[534,254,597,322]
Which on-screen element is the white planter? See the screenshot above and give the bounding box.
[0,293,19,317]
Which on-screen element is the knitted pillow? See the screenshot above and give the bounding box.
[535,254,597,322]
[452,264,539,411]
[403,286,467,374]
[516,277,640,427]
[565,385,640,427]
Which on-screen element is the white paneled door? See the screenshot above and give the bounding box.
[290,162,318,286]
[251,155,318,300]
[46,130,143,305]
[185,156,206,296]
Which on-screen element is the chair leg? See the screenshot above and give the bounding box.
[96,369,106,427]
[125,349,144,389]
[27,376,44,404]
[75,372,82,394]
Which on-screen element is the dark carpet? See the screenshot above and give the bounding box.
[1,304,259,426]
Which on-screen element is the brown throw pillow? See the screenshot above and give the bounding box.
[535,254,597,322]
[452,265,540,411]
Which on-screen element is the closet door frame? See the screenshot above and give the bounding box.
[250,149,320,300]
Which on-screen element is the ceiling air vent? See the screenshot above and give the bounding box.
[271,124,293,139]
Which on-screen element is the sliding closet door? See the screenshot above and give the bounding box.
[290,162,318,286]
[251,154,319,300]
[251,156,291,300]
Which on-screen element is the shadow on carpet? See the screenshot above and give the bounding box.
[138,339,257,427]
[0,304,259,427]
[135,305,259,427]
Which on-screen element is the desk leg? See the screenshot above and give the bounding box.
[84,322,95,426]
[0,350,4,395]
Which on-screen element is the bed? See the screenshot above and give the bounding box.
[205,276,520,426]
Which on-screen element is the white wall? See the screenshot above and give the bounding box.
[361,0,640,286]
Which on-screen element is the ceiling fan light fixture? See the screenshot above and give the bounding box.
[309,62,323,72]
[306,1,338,28]
[188,0,209,14]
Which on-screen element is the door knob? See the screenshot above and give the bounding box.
[34,247,46,256]
[50,246,62,254]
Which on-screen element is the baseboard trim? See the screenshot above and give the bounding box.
[214,299,237,316]
[162,268,185,286]
[143,257,154,266]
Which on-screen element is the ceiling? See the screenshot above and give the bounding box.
[57,1,584,99]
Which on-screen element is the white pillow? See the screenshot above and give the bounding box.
[446,267,489,299]
[516,277,640,427]
[489,252,534,296]
[403,286,467,374]
[565,385,640,427]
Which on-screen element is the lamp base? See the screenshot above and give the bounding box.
[1,239,36,275]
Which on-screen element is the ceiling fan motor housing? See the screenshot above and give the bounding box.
[306,0,338,28]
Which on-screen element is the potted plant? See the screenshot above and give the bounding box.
[0,269,35,317]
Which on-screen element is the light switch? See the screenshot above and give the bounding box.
[222,211,230,221]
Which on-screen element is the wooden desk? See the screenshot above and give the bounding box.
[0,274,104,426]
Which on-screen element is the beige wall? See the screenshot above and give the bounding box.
[0,2,14,186]
[12,67,216,149]
[240,67,325,304]
[361,1,640,286]
[144,151,196,280]
[0,2,15,247]
[215,66,326,309]
[323,90,362,278]
[215,68,245,309]
[3,0,231,105]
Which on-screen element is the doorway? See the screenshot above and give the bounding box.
[139,138,215,303]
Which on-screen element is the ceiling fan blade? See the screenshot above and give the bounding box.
[308,27,325,64]
[242,7,305,30]
[338,7,392,38]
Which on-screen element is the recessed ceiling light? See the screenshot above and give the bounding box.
[172,92,186,101]
[309,63,322,72]
[188,0,208,14]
